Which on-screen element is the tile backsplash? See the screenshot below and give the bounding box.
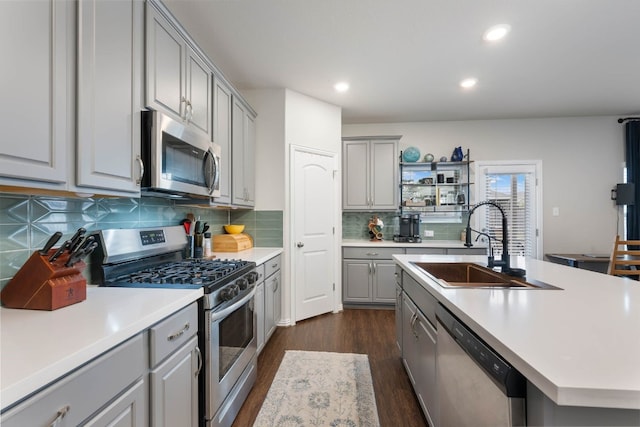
[0,193,283,288]
[342,211,467,241]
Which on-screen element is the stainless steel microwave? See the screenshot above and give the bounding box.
[141,110,221,198]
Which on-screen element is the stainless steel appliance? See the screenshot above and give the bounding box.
[91,226,258,427]
[436,304,526,427]
[141,110,221,199]
[394,214,422,243]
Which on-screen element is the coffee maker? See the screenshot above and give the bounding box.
[394,214,422,243]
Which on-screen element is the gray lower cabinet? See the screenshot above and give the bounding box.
[402,293,437,427]
[342,247,401,305]
[0,303,200,427]
[257,255,282,352]
[264,255,282,342]
[149,302,200,427]
[0,334,147,427]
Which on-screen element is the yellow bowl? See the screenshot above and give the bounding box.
[224,224,245,234]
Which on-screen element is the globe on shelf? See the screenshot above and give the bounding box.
[424,153,434,162]
[402,147,421,162]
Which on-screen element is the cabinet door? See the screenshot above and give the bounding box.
[213,77,232,204]
[264,273,277,340]
[76,0,143,195]
[414,309,437,427]
[0,0,71,187]
[401,294,417,385]
[342,140,370,210]
[82,378,147,427]
[342,260,372,302]
[150,336,199,427]
[255,282,265,353]
[372,261,396,303]
[231,99,256,206]
[395,284,403,353]
[370,140,398,209]
[145,4,185,120]
[185,47,211,139]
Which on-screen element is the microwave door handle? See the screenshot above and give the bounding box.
[203,149,216,194]
[212,151,220,193]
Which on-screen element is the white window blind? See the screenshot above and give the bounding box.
[480,167,536,257]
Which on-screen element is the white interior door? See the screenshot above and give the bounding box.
[292,147,335,322]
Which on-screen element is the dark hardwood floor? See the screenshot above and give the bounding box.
[232,309,428,427]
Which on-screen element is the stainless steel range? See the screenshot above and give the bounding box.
[91,226,258,427]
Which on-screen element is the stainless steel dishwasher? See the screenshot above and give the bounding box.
[436,304,527,427]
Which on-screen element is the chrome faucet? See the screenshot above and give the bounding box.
[464,200,526,277]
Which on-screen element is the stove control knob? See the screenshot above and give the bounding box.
[246,271,259,284]
[220,285,239,301]
[236,278,248,290]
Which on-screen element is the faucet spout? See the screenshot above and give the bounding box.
[464,200,526,277]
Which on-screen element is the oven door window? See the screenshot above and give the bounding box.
[162,132,207,187]
[218,299,254,381]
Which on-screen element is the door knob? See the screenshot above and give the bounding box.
[297,242,304,248]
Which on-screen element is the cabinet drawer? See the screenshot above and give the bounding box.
[447,247,487,255]
[256,263,266,283]
[1,334,145,427]
[405,248,446,255]
[403,271,437,327]
[264,254,281,278]
[343,247,401,259]
[150,302,198,367]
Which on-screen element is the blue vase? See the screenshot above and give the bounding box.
[451,146,463,162]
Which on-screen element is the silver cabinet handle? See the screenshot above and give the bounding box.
[181,96,187,120]
[194,346,202,377]
[167,322,190,341]
[271,263,278,268]
[49,405,70,427]
[135,155,144,186]
[186,100,193,122]
[372,262,376,275]
[273,278,279,292]
[297,242,304,248]
[366,252,378,256]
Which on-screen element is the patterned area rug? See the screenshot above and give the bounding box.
[254,350,380,427]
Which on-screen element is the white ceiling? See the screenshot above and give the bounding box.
[164,0,640,124]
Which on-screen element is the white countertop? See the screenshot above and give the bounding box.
[0,287,203,410]
[394,254,640,410]
[212,247,283,265]
[342,239,486,249]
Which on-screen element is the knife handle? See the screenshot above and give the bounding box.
[39,231,63,255]
[49,240,71,262]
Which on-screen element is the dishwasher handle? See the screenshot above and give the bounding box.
[436,303,526,398]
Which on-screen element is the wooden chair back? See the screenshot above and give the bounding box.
[608,235,640,278]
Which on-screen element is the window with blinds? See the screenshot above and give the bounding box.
[476,162,539,258]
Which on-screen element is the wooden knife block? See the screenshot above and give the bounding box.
[0,250,87,311]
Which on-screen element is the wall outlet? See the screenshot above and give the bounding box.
[424,229,435,237]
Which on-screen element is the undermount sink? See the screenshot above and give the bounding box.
[411,262,562,290]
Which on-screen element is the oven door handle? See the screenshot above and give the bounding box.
[210,288,255,323]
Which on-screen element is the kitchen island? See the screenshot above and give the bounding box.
[394,254,640,426]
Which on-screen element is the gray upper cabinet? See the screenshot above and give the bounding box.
[213,77,232,205]
[343,137,399,211]
[76,0,143,195]
[0,0,72,188]
[231,98,256,207]
[145,3,212,140]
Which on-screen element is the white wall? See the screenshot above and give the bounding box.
[242,89,286,211]
[343,116,626,255]
[284,89,342,152]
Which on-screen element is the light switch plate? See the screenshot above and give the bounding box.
[424,230,435,237]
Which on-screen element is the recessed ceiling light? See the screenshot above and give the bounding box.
[334,82,349,93]
[483,24,511,42]
[459,78,478,89]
